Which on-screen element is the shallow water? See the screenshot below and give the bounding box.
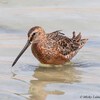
[0,0,100,100]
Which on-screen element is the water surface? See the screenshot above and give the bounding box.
[0,0,100,100]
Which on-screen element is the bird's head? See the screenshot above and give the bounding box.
[28,26,45,43]
[12,26,45,67]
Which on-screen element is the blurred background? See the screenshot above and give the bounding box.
[0,0,100,100]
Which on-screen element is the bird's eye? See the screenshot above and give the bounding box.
[32,32,39,38]
[32,32,37,36]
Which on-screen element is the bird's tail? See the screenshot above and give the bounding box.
[72,31,88,49]
[65,32,88,60]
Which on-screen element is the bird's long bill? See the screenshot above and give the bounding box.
[12,40,31,67]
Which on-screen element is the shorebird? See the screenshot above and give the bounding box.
[12,26,88,67]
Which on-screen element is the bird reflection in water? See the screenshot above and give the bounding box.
[29,63,81,100]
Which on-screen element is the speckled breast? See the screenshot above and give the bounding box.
[31,43,67,64]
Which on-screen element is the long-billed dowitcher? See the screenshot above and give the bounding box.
[12,26,88,67]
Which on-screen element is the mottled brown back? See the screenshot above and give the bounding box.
[47,31,88,56]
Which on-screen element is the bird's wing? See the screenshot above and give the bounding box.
[47,30,73,55]
[47,31,88,57]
